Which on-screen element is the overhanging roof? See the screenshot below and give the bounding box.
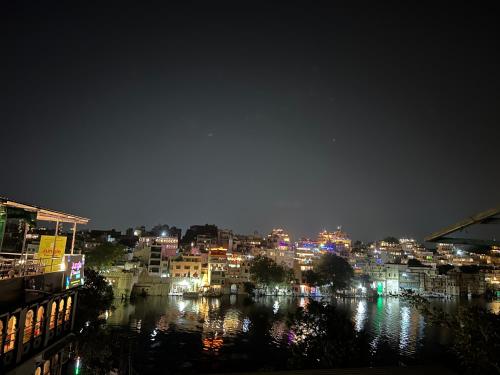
[425,205,500,246]
[0,197,89,225]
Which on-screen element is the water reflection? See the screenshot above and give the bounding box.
[399,306,410,350]
[354,300,367,332]
[102,295,496,372]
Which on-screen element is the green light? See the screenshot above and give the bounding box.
[75,357,81,375]
[377,282,384,296]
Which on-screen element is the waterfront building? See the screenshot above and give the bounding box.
[205,248,228,293]
[147,245,162,276]
[0,197,88,374]
[445,269,486,296]
[225,252,252,294]
[104,262,142,299]
[399,266,436,292]
[168,255,202,294]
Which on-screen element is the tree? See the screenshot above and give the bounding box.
[460,265,480,274]
[438,264,454,275]
[84,242,125,269]
[407,258,426,267]
[74,269,122,374]
[303,269,322,287]
[287,300,368,368]
[249,255,289,287]
[243,281,256,295]
[404,293,500,374]
[315,253,354,291]
[382,236,399,244]
[76,268,114,324]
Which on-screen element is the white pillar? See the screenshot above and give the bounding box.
[71,222,77,255]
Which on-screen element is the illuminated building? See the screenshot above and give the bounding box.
[147,245,162,276]
[317,228,351,256]
[256,247,294,269]
[168,255,202,294]
[205,247,228,293]
[232,233,264,253]
[0,198,87,374]
[294,239,320,273]
[225,252,252,293]
[267,228,291,250]
[158,236,178,260]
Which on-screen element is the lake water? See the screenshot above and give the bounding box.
[78,295,500,374]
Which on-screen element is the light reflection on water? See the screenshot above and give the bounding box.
[105,295,498,365]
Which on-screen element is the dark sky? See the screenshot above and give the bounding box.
[2,1,499,242]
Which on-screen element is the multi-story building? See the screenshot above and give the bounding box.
[232,233,264,254]
[445,269,486,296]
[254,247,294,269]
[168,255,202,294]
[147,245,162,276]
[0,197,87,374]
[317,228,351,256]
[205,248,228,293]
[225,252,252,293]
[217,229,234,251]
[267,228,291,250]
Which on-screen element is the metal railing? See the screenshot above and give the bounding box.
[0,252,64,280]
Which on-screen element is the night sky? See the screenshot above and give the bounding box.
[2,1,499,242]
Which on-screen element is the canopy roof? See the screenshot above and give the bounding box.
[0,197,89,225]
[425,205,500,247]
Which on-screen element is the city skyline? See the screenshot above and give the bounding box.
[2,2,499,242]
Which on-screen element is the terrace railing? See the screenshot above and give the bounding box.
[0,252,64,279]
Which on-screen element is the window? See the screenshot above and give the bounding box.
[23,309,34,344]
[49,302,56,330]
[194,266,199,270]
[184,266,190,270]
[4,316,17,353]
[176,265,181,269]
[57,300,65,326]
[34,306,45,337]
[65,297,72,322]
[43,360,51,375]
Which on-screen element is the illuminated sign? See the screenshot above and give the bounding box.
[64,255,85,289]
[37,235,67,272]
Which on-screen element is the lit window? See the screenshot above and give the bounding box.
[65,297,72,322]
[49,302,57,330]
[34,306,45,337]
[4,316,17,353]
[43,360,50,375]
[23,309,34,344]
[57,300,65,326]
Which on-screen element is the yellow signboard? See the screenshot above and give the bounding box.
[37,235,67,272]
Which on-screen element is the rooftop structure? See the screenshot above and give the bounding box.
[0,197,88,374]
[425,205,500,247]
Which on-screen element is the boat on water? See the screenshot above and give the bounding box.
[202,291,222,297]
[183,291,201,298]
